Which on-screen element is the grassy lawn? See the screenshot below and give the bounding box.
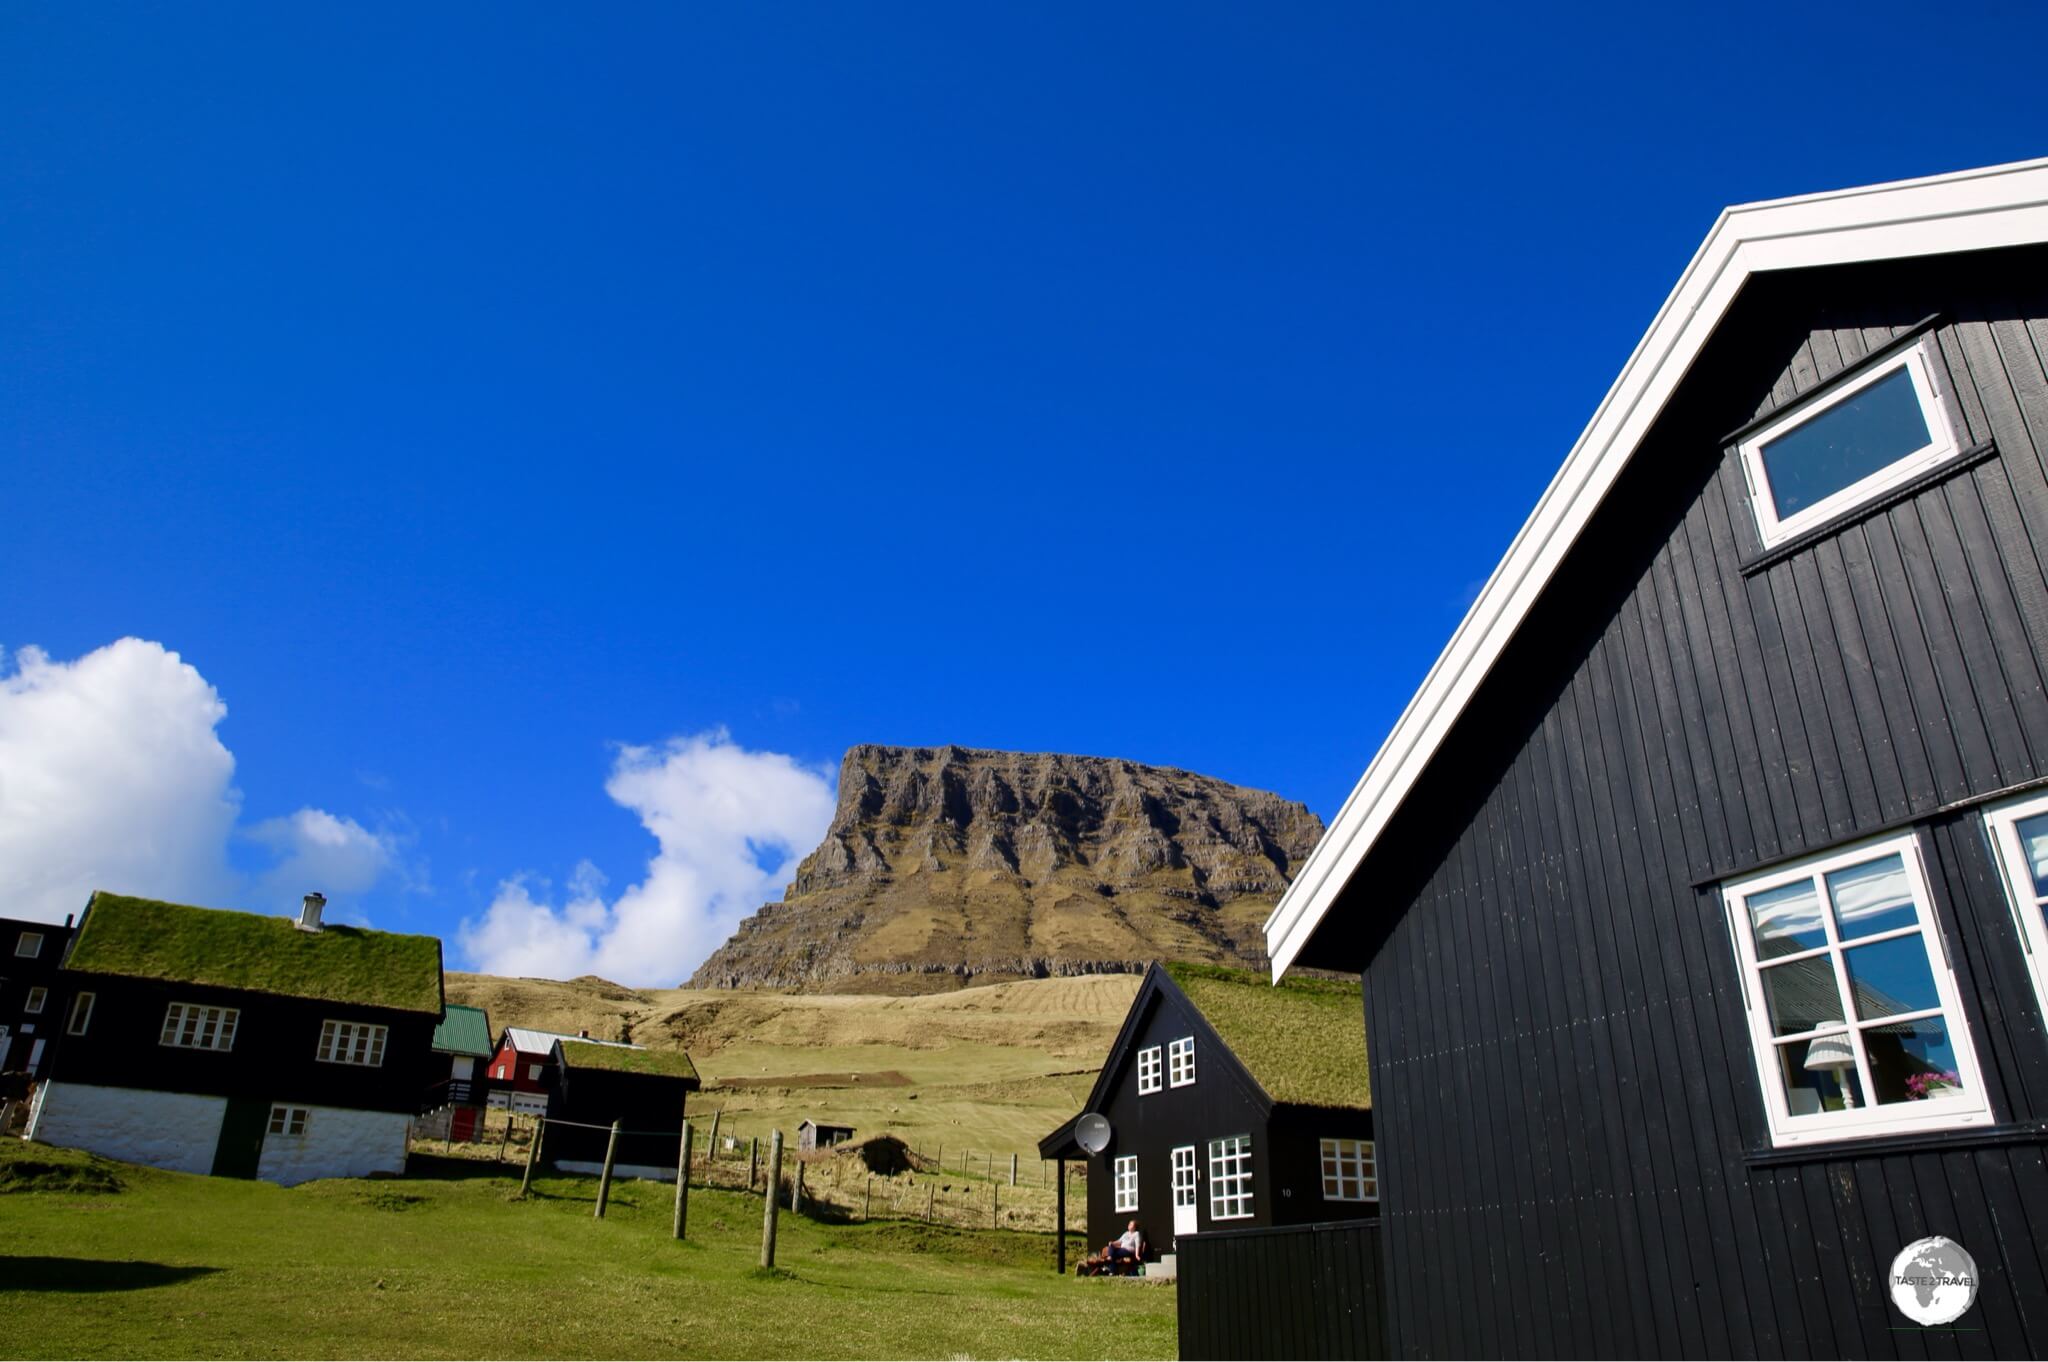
[0,1144,1174,1360]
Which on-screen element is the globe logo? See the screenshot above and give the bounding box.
[1889,1236,1978,1326]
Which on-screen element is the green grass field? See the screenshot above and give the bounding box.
[0,1143,1174,1360]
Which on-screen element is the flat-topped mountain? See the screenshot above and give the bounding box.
[687,744,1324,993]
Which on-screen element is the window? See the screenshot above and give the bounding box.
[316,1020,388,1067]
[160,1003,240,1051]
[1171,1145,1197,1218]
[527,1062,542,1081]
[267,1105,309,1137]
[1207,1135,1252,1220]
[67,992,95,1036]
[1722,833,1990,1146]
[15,932,41,958]
[1737,342,1961,548]
[1137,1045,1162,1095]
[1320,1138,1378,1201]
[1168,1036,1196,1088]
[1980,792,2048,1028]
[23,987,46,1015]
[1114,1155,1139,1212]
[494,1064,508,1079]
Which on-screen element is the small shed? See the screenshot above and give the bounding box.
[425,1003,493,1141]
[797,1118,855,1153]
[545,1039,700,1180]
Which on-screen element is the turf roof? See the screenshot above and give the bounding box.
[556,1039,700,1082]
[1164,961,1369,1110]
[66,893,444,1015]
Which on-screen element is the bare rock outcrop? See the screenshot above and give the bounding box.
[688,744,1323,993]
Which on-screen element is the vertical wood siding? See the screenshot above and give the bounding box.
[1356,251,2048,1359]
[1177,1219,1386,1360]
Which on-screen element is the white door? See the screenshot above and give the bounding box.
[1171,1145,1198,1238]
[26,1039,44,1072]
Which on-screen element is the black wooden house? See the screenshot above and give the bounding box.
[1264,158,2048,1357]
[28,891,445,1185]
[544,1037,699,1180]
[1,914,76,1081]
[1041,962,1374,1268]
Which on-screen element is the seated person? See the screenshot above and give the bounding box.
[1078,1221,1145,1275]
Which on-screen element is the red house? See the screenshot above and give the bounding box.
[483,1027,632,1116]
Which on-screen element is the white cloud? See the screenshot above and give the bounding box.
[459,730,836,987]
[0,639,407,924]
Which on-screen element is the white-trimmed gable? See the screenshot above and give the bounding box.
[1266,156,2048,978]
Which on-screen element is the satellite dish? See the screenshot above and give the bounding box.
[1076,1112,1113,1155]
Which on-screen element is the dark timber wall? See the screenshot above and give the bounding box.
[1327,247,2048,1358]
[1177,1219,1385,1360]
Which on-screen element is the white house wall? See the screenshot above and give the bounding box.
[27,1082,225,1175]
[256,1105,410,1186]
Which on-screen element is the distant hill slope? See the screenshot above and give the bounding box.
[687,744,1324,993]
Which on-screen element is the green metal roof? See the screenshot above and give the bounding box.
[556,1038,700,1082]
[1165,961,1370,1111]
[431,1003,493,1056]
[65,892,444,1015]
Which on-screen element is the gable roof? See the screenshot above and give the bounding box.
[64,892,443,1015]
[1265,156,2048,978]
[553,1038,699,1083]
[502,1027,635,1056]
[432,1004,493,1057]
[1041,961,1368,1155]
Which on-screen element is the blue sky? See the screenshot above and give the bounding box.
[5,4,2045,983]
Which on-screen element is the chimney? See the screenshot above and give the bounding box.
[297,892,327,933]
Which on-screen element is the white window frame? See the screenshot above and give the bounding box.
[1168,1036,1196,1088]
[1171,1144,1197,1214]
[1136,1045,1162,1095]
[316,1019,388,1067]
[67,992,95,1036]
[23,987,46,1015]
[1980,791,2048,1028]
[1721,831,1991,1147]
[1320,1137,1378,1202]
[160,1002,240,1051]
[267,1105,309,1137]
[1113,1154,1139,1212]
[15,932,42,958]
[527,1062,543,1082]
[1207,1134,1252,1220]
[1738,341,1961,549]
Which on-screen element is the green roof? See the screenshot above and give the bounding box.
[66,893,444,1015]
[557,1039,699,1082]
[432,1004,493,1056]
[1164,962,1369,1110]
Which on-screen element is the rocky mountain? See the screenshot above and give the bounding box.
[688,744,1324,993]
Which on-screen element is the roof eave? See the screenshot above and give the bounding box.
[1266,155,2048,979]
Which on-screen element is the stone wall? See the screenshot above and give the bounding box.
[27,1082,225,1175]
[256,1103,409,1186]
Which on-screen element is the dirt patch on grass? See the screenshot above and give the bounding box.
[710,1070,912,1091]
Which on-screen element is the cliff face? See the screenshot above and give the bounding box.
[687,744,1324,993]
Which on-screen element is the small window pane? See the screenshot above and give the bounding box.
[1760,957,1845,1036]
[1758,366,1932,519]
[1774,1032,1866,1115]
[1826,853,1918,940]
[1843,935,1941,1020]
[1747,880,1827,958]
[2016,813,2048,898]
[1865,1015,1966,1106]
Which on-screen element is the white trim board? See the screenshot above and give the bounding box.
[1265,156,2048,979]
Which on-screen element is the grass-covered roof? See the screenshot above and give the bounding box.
[557,1039,700,1082]
[1164,961,1368,1111]
[66,893,444,1015]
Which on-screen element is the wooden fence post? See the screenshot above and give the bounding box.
[792,1160,806,1215]
[497,1116,513,1163]
[760,1129,784,1269]
[749,1136,758,1190]
[520,1115,544,1197]
[925,1183,935,1222]
[673,1118,693,1240]
[705,1110,722,1175]
[863,1176,871,1222]
[992,1179,999,1228]
[595,1120,621,1219]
